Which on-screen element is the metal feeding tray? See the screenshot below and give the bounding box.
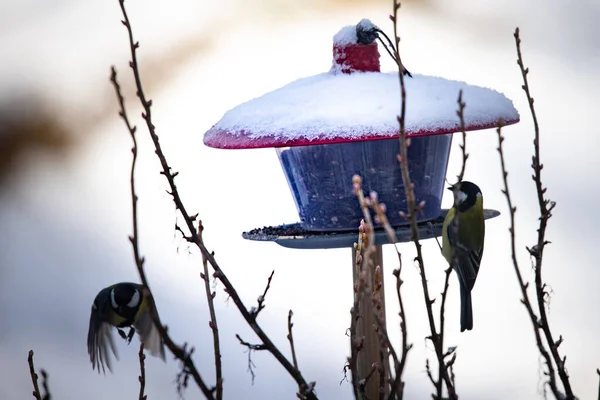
[243,209,501,249]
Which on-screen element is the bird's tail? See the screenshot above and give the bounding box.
[135,310,166,361]
[459,282,473,332]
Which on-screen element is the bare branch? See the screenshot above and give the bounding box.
[113,1,316,397]
[27,350,43,400]
[287,310,303,395]
[110,65,215,399]
[39,370,50,400]
[390,2,455,398]
[455,90,469,184]
[496,119,561,398]
[138,344,147,400]
[199,222,223,399]
[514,27,574,399]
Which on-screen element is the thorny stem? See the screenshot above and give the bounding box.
[199,222,223,399]
[391,2,455,399]
[110,66,216,399]
[115,1,316,398]
[496,121,561,399]
[513,27,574,399]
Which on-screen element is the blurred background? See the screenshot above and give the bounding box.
[0,0,598,398]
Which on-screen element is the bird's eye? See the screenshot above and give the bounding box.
[110,289,118,309]
[127,289,141,308]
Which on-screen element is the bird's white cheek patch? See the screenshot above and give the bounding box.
[457,191,468,203]
[127,290,140,308]
[110,289,118,309]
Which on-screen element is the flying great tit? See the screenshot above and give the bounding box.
[441,181,485,332]
[87,282,166,373]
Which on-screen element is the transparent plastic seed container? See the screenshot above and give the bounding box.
[276,134,452,232]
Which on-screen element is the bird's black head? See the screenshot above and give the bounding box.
[110,283,141,314]
[447,181,482,212]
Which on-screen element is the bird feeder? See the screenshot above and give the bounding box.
[204,19,519,398]
[204,21,518,237]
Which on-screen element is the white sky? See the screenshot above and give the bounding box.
[0,0,599,399]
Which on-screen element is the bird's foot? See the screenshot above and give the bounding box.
[117,327,136,344]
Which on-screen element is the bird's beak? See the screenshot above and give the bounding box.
[447,186,453,191]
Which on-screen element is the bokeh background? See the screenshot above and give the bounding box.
[1,0,598,399]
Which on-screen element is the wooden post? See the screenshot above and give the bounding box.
[352,245,388,399]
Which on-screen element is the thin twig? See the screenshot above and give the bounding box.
[40,370,50,400]
[437,264,453,384]
[390,2,455,398]
[514,27,573,399]
[138,344,147,400]
[114,1,316,397]
[596,368,600,400]
[455,90,469,184]
[254,270,276,317]
[199,222,223,400]
[110,66,215,399]
[235,334,269,384]
[287,310,302,395]
[28,350,42,400]
[287,311,300,371]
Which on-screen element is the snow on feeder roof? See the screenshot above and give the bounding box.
[204,20,520,233]
[203,20,520,150]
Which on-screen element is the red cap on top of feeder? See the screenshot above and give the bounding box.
[331,19,381,74]
[203,20,520,150]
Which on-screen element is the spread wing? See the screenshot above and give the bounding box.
[133,306,166,361]
[87,288,118,373]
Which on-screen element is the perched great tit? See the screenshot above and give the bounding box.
[87,282,166,373]
[441,181,485,332]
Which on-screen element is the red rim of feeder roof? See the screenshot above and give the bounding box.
[203,22,520,150]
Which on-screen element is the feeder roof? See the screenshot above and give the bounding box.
[204,72,520,149]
